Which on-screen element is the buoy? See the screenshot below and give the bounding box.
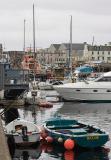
[46,136,53,143]
[58,137,63,143]
[64,150,74,160]
[64,139,75,150]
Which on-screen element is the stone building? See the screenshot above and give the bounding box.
[83,43,111,63]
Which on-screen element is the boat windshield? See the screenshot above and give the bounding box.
[94,73,111,82]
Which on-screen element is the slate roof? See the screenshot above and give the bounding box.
[53,44,61,50]
[62,43,85,50]
[88,45,111,51]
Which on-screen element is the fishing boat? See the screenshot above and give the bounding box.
[42,117,109,149]
[5,118,40,147]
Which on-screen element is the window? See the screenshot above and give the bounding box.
[76,89,80,91]
[98,51,99,54]
[93,90,98,92]
[96,77,111,82]
[108,51,110,55]
[107,90,111,92]
[92,57,95,60]
[102,51,104,55]
[107,57,111,60]
[92,51,94,55]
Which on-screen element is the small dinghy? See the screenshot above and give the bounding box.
[42,117,109,150]
[37,96,53,108]
[5,118,40,147]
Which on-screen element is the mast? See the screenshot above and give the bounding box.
[23,19,26,54]
[33,3,36,81]
[23,19,26,82]
[69,15,72,77]
[33,3,36,59]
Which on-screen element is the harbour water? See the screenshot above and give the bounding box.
[7,93,111,160]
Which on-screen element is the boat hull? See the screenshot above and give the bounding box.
[55,87,111,103]
[43,118,109,148]
[7,132,40,146]
[46,131,108,148]
[5,118,40,147]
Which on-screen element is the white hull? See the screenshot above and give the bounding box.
[5,118,40,145]
[13,132,40,144]
[56,87,111,101]
[54,72,111,102]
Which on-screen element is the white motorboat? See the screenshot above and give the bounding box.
[53,71,111,102]
[5,118,40,146]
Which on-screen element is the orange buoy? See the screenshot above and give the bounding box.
[64,139,75,150]
[64,150,74,160]
[46,136,53,143]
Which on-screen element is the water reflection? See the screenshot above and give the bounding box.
[5,97,111,160]
[19,102,64,126]
[10,142,110,160]
[10,145,41,160]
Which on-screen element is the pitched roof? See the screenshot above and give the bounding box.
[52,44,61,50]
[62,43,85,50]
[88,45,111,51]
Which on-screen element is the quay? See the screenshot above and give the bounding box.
[0,99,24,107]
[0,116,11,160]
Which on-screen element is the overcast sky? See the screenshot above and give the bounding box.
[0,0,111,51]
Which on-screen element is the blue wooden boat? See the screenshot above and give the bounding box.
[43,117,109,149]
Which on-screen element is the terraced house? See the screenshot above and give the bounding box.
[44,42,87,67]
[83,43,111,63]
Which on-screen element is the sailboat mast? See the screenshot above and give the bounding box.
[24,19,26,54]
[69,15,72,76]
[33,4,36,59]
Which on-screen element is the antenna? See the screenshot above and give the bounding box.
[92,36,94,46]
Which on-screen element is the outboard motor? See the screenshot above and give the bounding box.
[22,126,28,141]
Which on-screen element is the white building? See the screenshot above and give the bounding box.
[83,43,111,63]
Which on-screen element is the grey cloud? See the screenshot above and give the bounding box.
[0,0,111,50]
[38,0,111,15]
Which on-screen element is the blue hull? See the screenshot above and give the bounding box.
[44,118,109,148]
